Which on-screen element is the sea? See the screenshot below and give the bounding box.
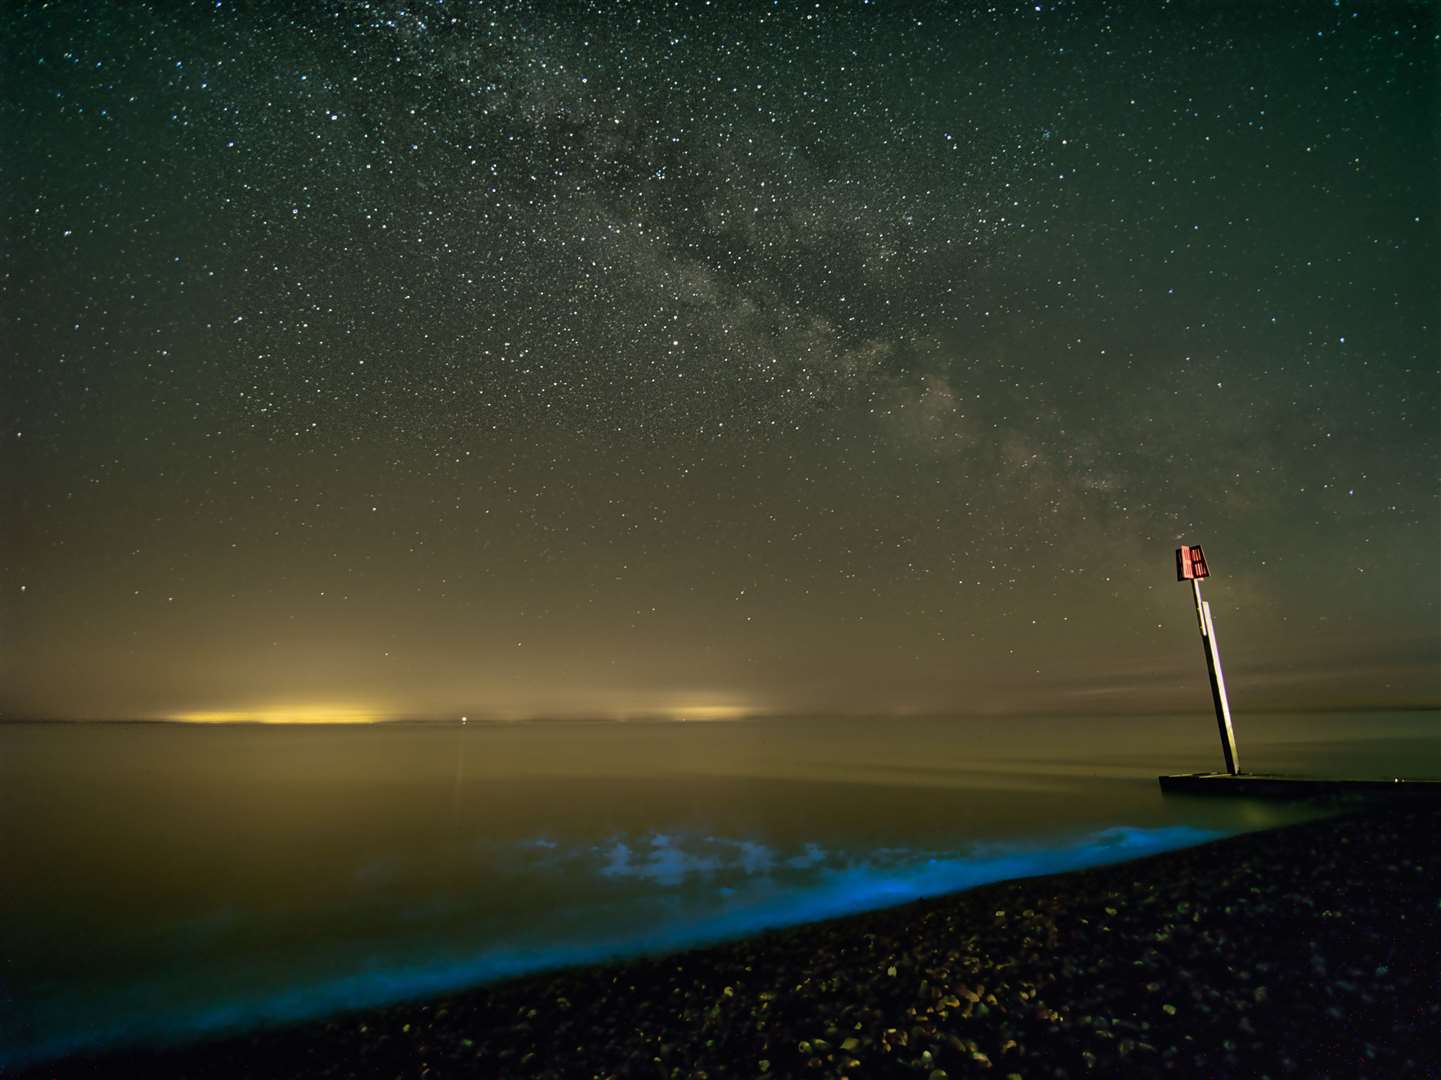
[3,710,1437,1067]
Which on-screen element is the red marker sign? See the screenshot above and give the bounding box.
[1176,544,1209,581]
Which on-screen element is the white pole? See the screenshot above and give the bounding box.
[1192,578,1239,774]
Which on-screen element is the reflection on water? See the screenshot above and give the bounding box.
[2,711,1435,1066]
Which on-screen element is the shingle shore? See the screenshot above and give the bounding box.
[23,806,1441,1079]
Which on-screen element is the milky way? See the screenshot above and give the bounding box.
[3,1,1437,719]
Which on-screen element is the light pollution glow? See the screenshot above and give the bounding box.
[166,701,756,724]
[169,705,387,725]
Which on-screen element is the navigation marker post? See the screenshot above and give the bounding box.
[1176,544,1240,775]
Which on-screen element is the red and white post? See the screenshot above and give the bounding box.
[1176,545,1240,775]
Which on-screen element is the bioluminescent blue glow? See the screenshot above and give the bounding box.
[4,823,1223,1068]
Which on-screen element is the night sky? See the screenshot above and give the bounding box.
[3,1,1437,723]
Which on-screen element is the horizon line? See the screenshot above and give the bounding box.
[2,702,1438,726]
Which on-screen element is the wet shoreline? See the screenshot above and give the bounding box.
[21,806,1441,1079]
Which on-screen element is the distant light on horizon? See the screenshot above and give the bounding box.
[169,705,386,725]
[665,704,754,723]
[161,701,760,725]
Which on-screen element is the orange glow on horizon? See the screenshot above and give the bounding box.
[168,705,386,725]
[664,704,753,722]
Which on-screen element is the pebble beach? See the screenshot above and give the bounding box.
[21,805,1440,1080]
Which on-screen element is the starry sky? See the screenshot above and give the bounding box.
[3,1,1437,722]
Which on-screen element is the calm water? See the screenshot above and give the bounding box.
[3,711,1437,1066]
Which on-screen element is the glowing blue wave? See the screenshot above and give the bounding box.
[3,823,1223,1069]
